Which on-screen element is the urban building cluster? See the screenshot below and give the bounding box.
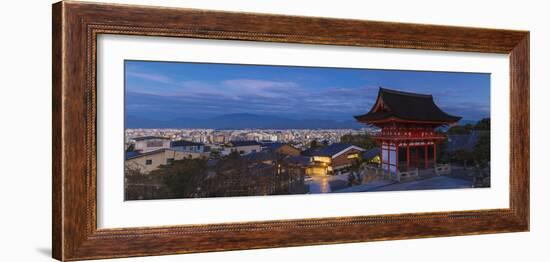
[124,129,381,200]
[125,128,375,151]
[125,130,379,177]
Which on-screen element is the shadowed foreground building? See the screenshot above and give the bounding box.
[355,88,461,178]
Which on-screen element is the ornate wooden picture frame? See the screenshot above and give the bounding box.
[52,1,529,261]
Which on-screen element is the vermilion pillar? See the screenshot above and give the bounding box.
[415,147,419,167]
[406,143,410,171]
[433,143,437,168]
[424,144,428,169]
[386,142,390,177]
[396,144,399,173]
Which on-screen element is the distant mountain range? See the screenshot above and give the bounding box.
[125,113,364,129]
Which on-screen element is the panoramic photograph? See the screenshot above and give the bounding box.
[123,60,491,201]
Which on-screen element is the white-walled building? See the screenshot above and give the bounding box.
[133,136,170,153]
[125,148,206,174]
[222,141,262,156]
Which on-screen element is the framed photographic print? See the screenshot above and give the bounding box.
[52,1,529,261]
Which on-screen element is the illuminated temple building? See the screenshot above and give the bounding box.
[355,88,461,177]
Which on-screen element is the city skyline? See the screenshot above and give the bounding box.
[125,60,491,127]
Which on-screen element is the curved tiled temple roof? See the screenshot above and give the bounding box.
[354,87,461,125]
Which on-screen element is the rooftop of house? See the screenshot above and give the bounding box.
[362,147,381,160]
[132,136,170,141]
[229,140,261,147]
[125,148,170,160]
[286,155,311,166]
[354,87,462,124]
[125,151,141,160]
[170,140,204,147]
[243,151,276,162]
[262,142,298,151]
[303,143,365,157]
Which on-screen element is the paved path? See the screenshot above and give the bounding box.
[335,175,472,193]
[306,174,350,193]
[306,176,332,193]
[307,173,474,194]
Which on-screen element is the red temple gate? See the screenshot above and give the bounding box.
[355,88,461,177]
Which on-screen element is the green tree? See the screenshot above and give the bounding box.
[309,139,321,149]
[436,136,450,164]
[152,158,208,198]
[348,157,365,186]
[125,143,135,153]
[124,163,169,200]
[473,132,490,168]
[452,149,474,169]
[124,162,144,177]
[474,118,490,131]
[203,151,252,197]
[340,132,376,149]
[447,124,473,135]
[209,149,221,159]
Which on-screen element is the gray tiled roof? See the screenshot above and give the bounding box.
[355,87,462,123]
[303,143,362,157]
[171,140,204,147]
[229,140,260,147]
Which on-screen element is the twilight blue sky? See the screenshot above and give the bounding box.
[125,60,490,122]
